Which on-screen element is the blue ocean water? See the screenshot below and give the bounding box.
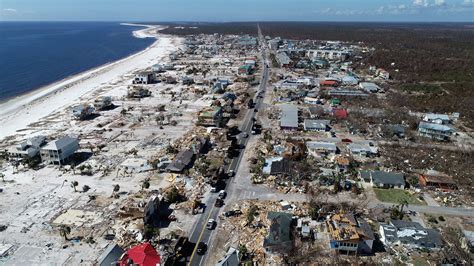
[0,22,155,101]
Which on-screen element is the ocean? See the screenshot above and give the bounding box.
[0,22,155,101]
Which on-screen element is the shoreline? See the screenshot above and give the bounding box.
[0,23,160,108]
[0,24,179,140]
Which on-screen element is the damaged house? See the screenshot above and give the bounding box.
[379,220,443,250]
[7,136,46,160]
[264,212,294,254]
[197,106,223,127]
[165,149,194,173]
[418,121,454,141]
[326,212,375,255]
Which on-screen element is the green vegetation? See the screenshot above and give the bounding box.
[374,188,425,205]
[400,84,442,94]
[246,205,258,225]
[165,187,181,203]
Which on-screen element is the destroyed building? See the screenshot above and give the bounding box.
[197,106,223,127]
[264,212,293,255]
[127,85,151,98]
[165,149,194,173]
[93,96,113,110]
[144,196,163,228]
[72,104,95,120]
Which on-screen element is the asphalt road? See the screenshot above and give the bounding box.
[186,25,269,266]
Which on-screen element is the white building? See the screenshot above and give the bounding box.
[303,119,330,131]
[423,113,451,124]
[306,49,350,61]
[306,142,337,157]
[133,72,154,84]
[359,82,381,93]
[7,136,46,160]
[40,136,79,165]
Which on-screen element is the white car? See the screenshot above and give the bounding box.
[206,219,216,230]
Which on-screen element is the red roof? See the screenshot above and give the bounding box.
[120,243,161,266]
[333,109,348,119]
[320,80,338,86]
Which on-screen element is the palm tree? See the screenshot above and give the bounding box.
[71,181,79,192]
[142,180,150,191]
[59,225,71,241]
[238,244,248,261]
[398,199,409,219]
[71,162,76,175]
[112,184,120,197]
[11,160,19,173]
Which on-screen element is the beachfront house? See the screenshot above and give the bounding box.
[133,71,155,84]
[7,136,46,160]
[40,136,79,165]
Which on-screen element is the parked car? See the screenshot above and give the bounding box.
[196,242,207,255]
[223,210,235,217]
[215,198,224,207]
[206,219,216,230]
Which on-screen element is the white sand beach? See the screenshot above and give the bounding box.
[0,24,180,140]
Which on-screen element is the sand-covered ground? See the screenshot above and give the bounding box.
[0,24,177,141]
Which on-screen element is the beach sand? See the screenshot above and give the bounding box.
[0,24,180,140]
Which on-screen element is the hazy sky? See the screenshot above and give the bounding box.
[1,0,473,22]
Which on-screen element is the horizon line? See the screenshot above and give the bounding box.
[1,20,473,24]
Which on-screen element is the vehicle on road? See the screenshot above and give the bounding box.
[227,170,235,177]
[241,132,249,138]
[196,242,207,255]
[218,190,227,199]
[214,198,224,207]
[210,186,217,193]
[206,219,216,230]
